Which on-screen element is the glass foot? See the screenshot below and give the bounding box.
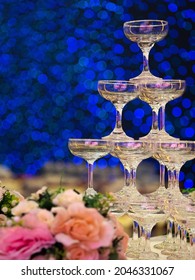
[85,188,97,196]
[166,252,190,260]
[126,239,144,256]
[161,246,179,256]
[114,186,131,199]
[126,251,140,259]
[102,132,134,141]
[154,240,172,250]
[130,72,162,82]
[139,251,159,260]
[139,130,180,142]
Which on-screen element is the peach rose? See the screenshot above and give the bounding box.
[52,189,83,208]
[66,244,99,260]
[51,202,115,249]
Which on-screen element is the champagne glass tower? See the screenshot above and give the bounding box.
[68,18,195,259]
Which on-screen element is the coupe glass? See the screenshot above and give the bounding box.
[167,208,192,259]
[187,215,195,259]
[129,201,168,259]
[146,163,167,205]
[138,79,186,141]
[154,141,195,205]
[152,141,195,253]
[112,140,153,258]
[123,20,168,81]
[98,80,139,140]
[68,139,113,195]
[113,140,153,208]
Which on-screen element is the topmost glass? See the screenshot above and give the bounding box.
[123,20,169,81]
[123,20,169,44]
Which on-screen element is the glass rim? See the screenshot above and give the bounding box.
[137,79,186,84]
[98,80,139,85]
[114,140,150,144]
[154,140,195,144]
[68,138,110,142]
[123,19,168,27]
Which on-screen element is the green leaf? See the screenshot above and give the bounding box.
[0,189,20,217]
[83,192,114,217]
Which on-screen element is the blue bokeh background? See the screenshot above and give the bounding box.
[0,0,194,189]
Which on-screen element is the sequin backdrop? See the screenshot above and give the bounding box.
[0,0,194,189]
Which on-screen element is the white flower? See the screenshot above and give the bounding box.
[31,186,48,200]
[11,200,38,216]
[52,189,83,208]
[2,207,8,213]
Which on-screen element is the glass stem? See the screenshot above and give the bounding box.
[139,44,153,73]
[132,221,139,240]
[124,166,131,187]
[189,233,195,259]
[143,228,152,252]
[180,227,186,250]
[131,167,137,188]
[159,106,165,131]
[114,104,123,134]
[160,164,165,187]
[167,219,174,240]
[121,160,131,187]
[176,224,181,248]
[174,223,180,246]
[88,162,94,189]
[151,109,159,131]
[168,169,175,189]
[174,169,180,191]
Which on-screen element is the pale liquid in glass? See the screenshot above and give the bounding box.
[139,87,184,106]
[125,31,168,44]
[69,143,110,162]
[98,87,137,104]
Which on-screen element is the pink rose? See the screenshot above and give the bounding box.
[66,244,99,260]
[32,254,55,260]
[0,226,55,260]
[51,203,115,249]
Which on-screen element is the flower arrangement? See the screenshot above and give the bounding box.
[0,186,128,260]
